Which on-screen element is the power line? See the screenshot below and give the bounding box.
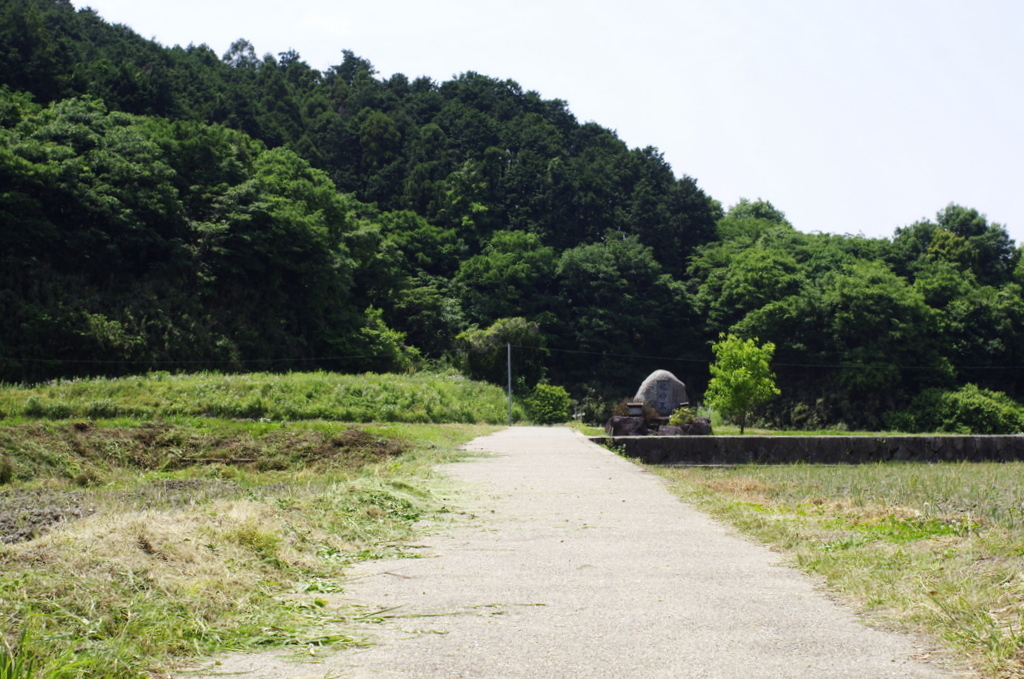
[1,353,403,366]
[521,345,711,364]
[512,344,1024,373]
[8,346,1024,374]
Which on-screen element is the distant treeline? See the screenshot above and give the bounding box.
[2,0,1022,430]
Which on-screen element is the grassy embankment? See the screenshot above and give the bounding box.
[655,462,1024,677]
[0,370,521,424]
[0,371,509,678]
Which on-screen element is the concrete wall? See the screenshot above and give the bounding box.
[589,435,1024,465]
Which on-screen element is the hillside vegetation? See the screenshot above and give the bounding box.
[2,0,1023,431]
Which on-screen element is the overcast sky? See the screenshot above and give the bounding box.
[71,0,1024,243]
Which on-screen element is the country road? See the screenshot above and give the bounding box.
[185,427,964,678]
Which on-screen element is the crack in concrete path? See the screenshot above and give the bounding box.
[184,427,967,679]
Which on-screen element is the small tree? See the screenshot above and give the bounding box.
[703,333,780,434]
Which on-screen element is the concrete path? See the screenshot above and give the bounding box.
[191,427,963,678]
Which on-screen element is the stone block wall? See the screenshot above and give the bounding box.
[589,435,1024,465]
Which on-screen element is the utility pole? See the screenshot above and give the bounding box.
[507,342,513,426]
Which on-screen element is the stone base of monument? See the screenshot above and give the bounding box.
[604,416,712,437]
[604,416,648,437]
[680,417,712,436]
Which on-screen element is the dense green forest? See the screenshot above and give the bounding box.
[2,0,1023,430]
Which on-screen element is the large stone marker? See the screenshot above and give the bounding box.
[635,369,688,417]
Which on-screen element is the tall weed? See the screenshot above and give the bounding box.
[0,627,36,679]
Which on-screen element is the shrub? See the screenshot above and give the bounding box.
[893,384,1024,434]
[573,386,616,425]
[881,409,918,433]
[524,384,571,425]
[668,407,696,427]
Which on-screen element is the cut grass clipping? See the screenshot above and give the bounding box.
[654,462,1024,678]
[0,419,498,678]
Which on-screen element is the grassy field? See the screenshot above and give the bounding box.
[0,372,506,678]
[654,462,1024,677]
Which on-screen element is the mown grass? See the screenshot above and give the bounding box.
[0,371,523,424]
[0,420,498,678]
[655,462,1024,677]
[0,371,504,678]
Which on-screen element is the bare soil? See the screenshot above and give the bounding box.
[0,487,96,543]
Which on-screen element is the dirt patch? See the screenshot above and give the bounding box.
[0,488,96,544]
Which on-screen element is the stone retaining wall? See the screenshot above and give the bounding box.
[588,435,1024,465]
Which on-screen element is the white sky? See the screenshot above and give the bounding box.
[72,0,1024,243]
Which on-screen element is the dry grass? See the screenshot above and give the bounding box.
[701,477,772,502]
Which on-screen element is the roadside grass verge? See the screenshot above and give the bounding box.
[654,462,1024,677]
[567,422,604,437]
[0,371,522,424]
[0,417,498,678]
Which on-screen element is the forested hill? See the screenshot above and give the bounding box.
[0,0,717,267]
[2,0,1023,431]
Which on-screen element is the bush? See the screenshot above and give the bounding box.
[889,384,1024,434]
[668,407,696,427]
[524,384,571,425]
[573,386,616,425]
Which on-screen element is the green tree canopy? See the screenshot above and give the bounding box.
[455,317,548,392]
[703,334,780,434]
[454,230,556,325]
[0,90,410,380]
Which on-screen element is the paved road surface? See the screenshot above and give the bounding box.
[189,427,963,678]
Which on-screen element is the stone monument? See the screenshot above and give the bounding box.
[634,369,688,417]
